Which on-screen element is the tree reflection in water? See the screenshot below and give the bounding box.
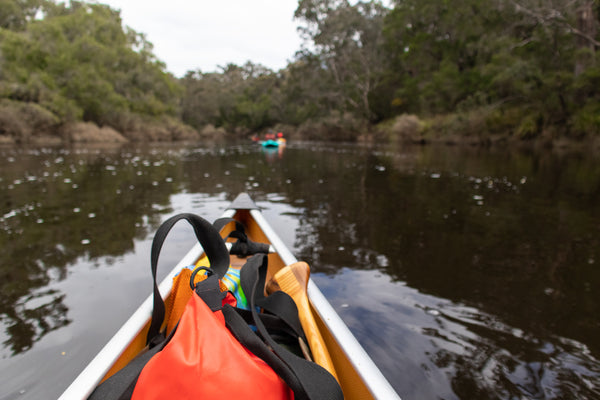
[0,146,183,354]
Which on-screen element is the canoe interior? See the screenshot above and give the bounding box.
[99,209,374,400]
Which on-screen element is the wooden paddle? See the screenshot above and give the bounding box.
[266,262,338,381]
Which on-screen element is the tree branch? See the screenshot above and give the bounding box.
[511,1,600,48]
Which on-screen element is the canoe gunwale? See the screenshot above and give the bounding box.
[59,197,400,399]
[250,208,400,400]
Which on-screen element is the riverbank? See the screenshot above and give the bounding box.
[0,120,204,146]
[368,113,600,152]
[2,104,599,152]
[0,99,208,145]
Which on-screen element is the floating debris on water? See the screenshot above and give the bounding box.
[81,239,90,245]
[376,254,389,267]
[3,210,17,219]
[426,308,441,316]
[375,165,386,172]
[430,173,441,179]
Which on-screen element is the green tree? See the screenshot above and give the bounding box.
[0,0,46,31]
[295,0,389,121]
[181,62,279,134]
[383,0,600,138]
[0,1,184,139]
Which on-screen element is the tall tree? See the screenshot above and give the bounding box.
[181,62,278,133]
[295,0,389,121]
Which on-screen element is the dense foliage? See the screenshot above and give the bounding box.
[181,0,600,142]
[0,0,189,143]
[1,0,599,143]
[382,0,600,140]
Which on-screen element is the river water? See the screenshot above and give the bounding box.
[0,141,599,399]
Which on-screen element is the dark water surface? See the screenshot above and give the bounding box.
[0,142,599,399]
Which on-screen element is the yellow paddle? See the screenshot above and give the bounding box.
[266,262,338,381]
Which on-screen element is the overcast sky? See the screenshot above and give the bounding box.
[98,0,304,77]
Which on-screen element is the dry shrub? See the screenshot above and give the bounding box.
[200,124,227,137]
[0,100,60,143]
[0,106,30,139]
[64,122,128,143]
[29,134,63,146]
[122,117,199,142]
[297,111,366,141]
[0,134,16,145]
[390,114,423,142]
[422,108,503,145]
[164,118,200,141]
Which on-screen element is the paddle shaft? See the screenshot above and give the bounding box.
[268,262,338,381]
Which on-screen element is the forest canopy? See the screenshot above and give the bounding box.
[1,0,599,145]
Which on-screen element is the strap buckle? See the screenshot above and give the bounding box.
[190,266,214,289]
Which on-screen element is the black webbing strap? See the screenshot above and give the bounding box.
[213,217,270,257]
[194,274,226,312]
[256,291,306,340]
[87,344,161,400]
[146,213,229,345]
[233,306,304,341]
[239,255,344,400]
